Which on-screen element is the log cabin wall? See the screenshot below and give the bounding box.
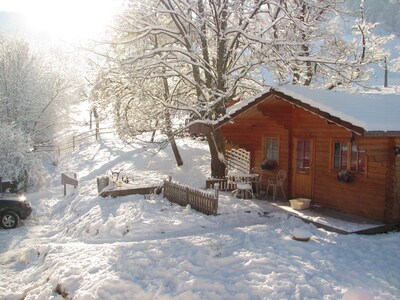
[220,95,397,222]
[356,136,399,223]
[219,105,290,194]
[388,137,400,222]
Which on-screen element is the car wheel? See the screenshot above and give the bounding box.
[1,211,20,229]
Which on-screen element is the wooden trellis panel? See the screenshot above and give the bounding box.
[225,148,250,173]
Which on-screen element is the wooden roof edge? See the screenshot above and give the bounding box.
[364,131,400,137]
[215,89,274,129]
[266,90,366,136]
[217,87,369,136]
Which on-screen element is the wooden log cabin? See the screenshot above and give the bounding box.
[217,85,400,223]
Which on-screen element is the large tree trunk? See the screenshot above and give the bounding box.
[384,57,388,88]
[205,125,226,178]
[164,113,183,166]
[170,136,183,166]
[93,107,100,131]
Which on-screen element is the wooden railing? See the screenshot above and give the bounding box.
[205,177,237,191]
[61,173,78,195]
[34,128,114,156]
[163,180,218,215]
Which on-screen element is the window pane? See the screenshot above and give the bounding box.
[333,142,341,169]
[266,139,272,160]
[358,151,366,173]
[297,140,311,172]
[265,138,279,161]
[351,144,365,173]
[340,143,348,170]
[350,145,358,171]
[304,141,310,160]
[271,139,278,160]
[350,157,357,171]
[297,141,303,170]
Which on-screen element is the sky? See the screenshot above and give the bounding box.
[0,0,124,41]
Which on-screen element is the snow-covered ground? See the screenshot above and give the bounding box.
[1,133,399,300]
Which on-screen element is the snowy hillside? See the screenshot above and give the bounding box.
[1,129,400,299]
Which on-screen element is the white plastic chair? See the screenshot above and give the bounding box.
[266,170,286,201]
[232,178,255,199]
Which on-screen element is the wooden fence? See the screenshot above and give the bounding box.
[206,177,238,191]
[34,128,113,157]
[163,180,218,215]
[61,173,78,196]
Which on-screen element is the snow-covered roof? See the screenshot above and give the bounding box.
[224,85,400,135]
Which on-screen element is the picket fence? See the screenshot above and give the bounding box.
[163,180,218,215]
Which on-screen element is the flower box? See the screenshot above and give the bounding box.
[260,160,276,170]
[337,170,354,183]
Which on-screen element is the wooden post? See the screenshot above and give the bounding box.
[185,186,189,206]
[214,183,219,199]
[61,173,79,196]
[74,173,77,188]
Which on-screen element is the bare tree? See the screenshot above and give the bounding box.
[91,0,393,177]
[0,35,78,143]
[90,63,185,166]
[0,35,83,188]
[0,123,47,190]
[265,0,393,88]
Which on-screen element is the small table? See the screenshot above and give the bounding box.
[228,172,260,182]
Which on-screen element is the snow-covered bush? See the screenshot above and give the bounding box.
[0,34,83,144]
[390,45,400,72]
[0,123,47,190]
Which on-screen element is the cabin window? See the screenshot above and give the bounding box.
[333,142,348,170]
[350,144,366,173]
[333,141,365,173]
[265,137,279,162]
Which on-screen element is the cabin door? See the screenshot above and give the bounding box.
[291,138,314,199]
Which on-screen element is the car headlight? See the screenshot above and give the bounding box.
[18,195,27,202]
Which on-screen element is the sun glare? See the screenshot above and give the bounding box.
[18,0,122,41]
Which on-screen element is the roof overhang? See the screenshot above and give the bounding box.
[217,87,367,136]
[270,89,365,135]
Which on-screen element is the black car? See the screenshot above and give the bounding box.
[0,194,32,229]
